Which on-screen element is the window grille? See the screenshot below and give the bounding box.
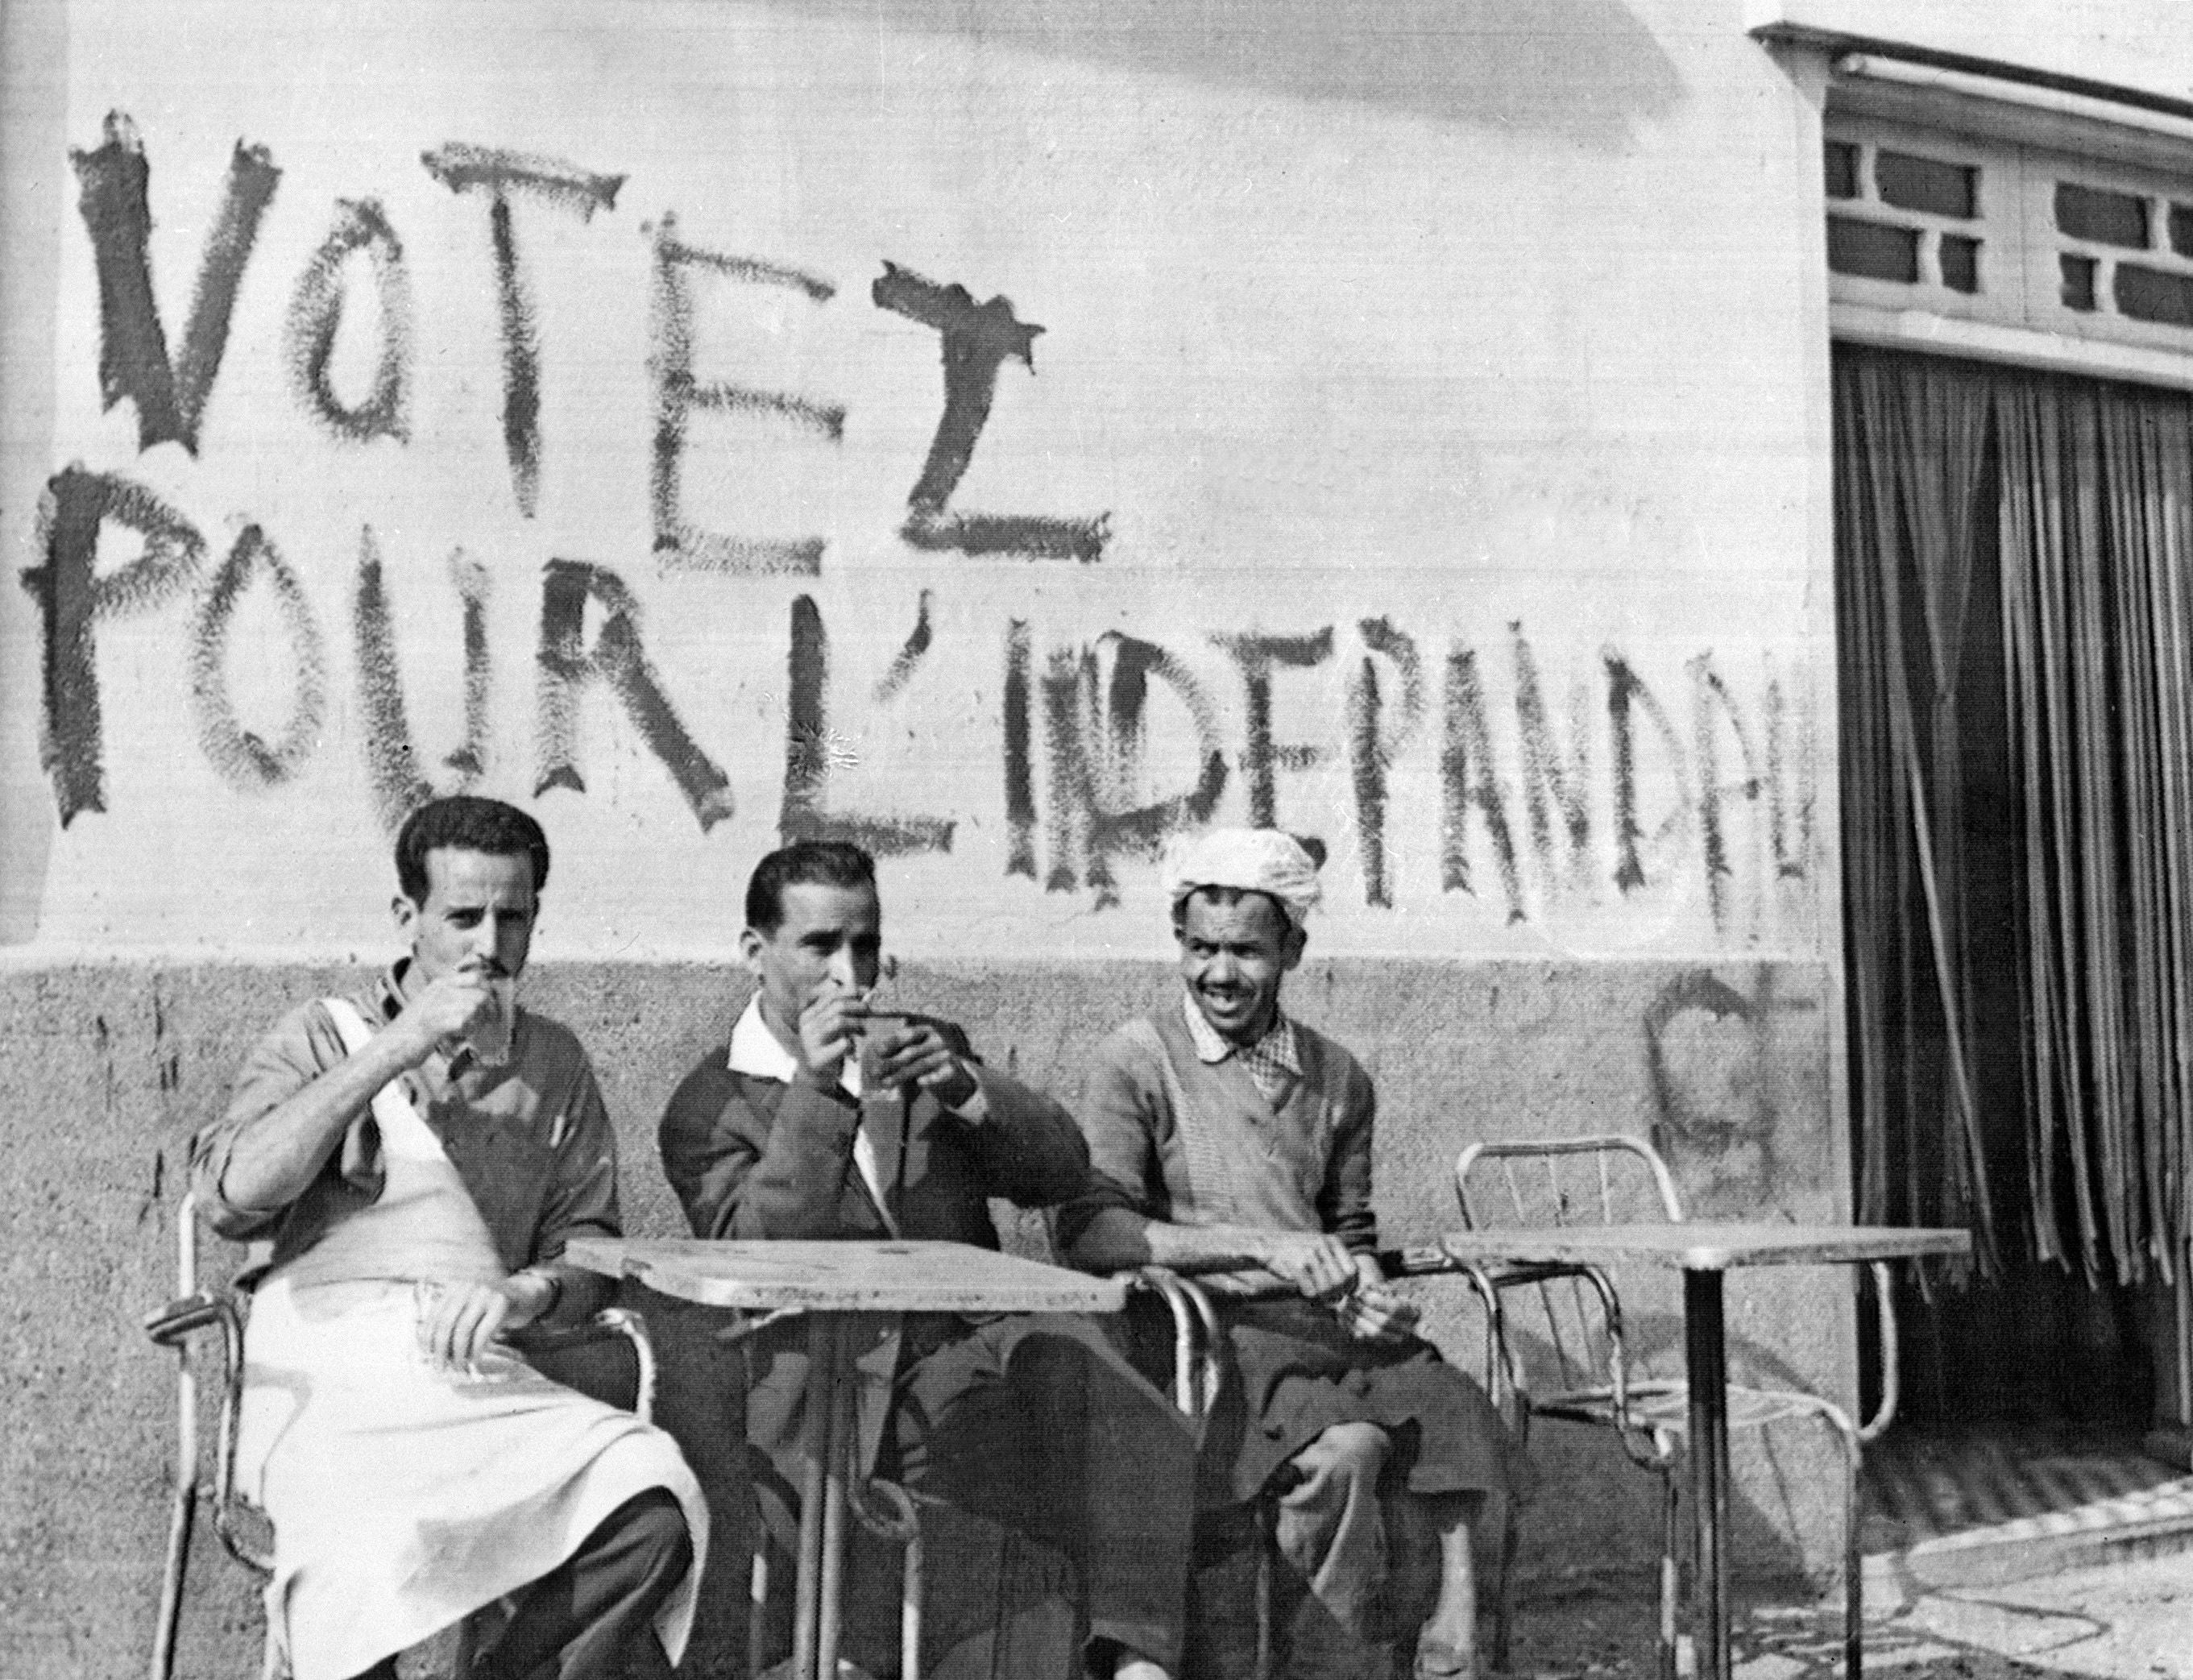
[1827,91,2193,363]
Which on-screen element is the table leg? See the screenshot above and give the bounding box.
[819,1318,855,1680]
[1684,1268,1731,1680]
[794,1314,853,1680]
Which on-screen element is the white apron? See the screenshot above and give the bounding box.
[234,999,706,1680]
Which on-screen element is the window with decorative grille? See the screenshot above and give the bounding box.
[1827,99,2193,361]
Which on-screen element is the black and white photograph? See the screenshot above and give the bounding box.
[5,2,2191,1677]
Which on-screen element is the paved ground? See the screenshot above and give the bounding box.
[1506,1553,2193,1680]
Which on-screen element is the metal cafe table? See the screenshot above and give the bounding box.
[1436,1222,1970,1680]
[566,1236,1128,1680]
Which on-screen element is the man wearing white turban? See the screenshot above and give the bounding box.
[1060,828,1516,1680]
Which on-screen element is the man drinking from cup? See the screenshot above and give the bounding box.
[189,795,706,1680]
[657,840,1196,1680]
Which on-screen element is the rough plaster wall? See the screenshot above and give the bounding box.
[0,953,1839,1678]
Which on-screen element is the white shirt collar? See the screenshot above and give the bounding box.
[728,993,799,1082]
[728,992,891,1227]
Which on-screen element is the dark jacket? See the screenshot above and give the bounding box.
[656,1011,1092,1479]
[658,1017,1087,1247]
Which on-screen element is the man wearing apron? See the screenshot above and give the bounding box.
[190,796,706,1680]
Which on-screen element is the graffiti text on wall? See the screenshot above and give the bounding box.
[24,114,1816,941]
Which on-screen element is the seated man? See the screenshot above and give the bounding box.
[657,840,1195,1680]
[1059,828,1519,1680]
[190,796,706,1680]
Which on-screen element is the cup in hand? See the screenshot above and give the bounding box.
[467,976,517,1068]
[852,1018,910,1207]
[855,1025,889,1095]
[852,998,915,1093]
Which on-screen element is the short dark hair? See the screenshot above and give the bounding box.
[394,797,551,902]
[1171,885,1297,939]
[745,840,877,935]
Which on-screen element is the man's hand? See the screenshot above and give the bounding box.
[413,1272,555,1371]
[864,1021,979,1111]
[1254,1230,1362,1301]
[390,970,502,1068]
[794,988,866,1085]
[1337,1251,1421,1343]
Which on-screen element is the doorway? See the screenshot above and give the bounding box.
[1833,342,2191,1457]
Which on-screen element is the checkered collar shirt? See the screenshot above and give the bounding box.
[1180,989,1302,1104]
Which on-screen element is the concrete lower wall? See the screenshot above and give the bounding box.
[0,953,1845,1678]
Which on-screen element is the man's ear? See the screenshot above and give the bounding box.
[738,926,767,974]
[392,893,421,942]
[1281,924,1308,972]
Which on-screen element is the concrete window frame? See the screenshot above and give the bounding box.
[1817,52,2193,389]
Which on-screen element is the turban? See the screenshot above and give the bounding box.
[1160,828,1322,927]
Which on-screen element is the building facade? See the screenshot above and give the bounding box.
[4,0,2189,1672]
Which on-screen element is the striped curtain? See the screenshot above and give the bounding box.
[1836,351,2000,1275]
[1837,345,2193,1285]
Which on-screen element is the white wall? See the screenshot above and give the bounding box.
[3,0,1835,961]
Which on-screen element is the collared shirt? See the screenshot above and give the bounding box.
[724,993,989,1230]
[191,961,621,1285]
[1056,1003,1380,1289]
[1180,989,1304,1104]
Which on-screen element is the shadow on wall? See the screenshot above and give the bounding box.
[769,0,1686,152]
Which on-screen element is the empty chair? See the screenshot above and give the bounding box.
[1453,1135,1898,1680]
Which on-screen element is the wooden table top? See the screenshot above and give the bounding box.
[1438,1222,1971,1272]
[566,1237,1131,1314]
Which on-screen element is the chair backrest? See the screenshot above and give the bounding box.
[1455,1134,1685,1231]
[1454,1135,1904,1438]
[144,1184,274,1680]
[180,1190,276,1567]
[1453,1135,1685,1403]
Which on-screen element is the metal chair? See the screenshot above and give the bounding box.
[143,1190,661,1680]
[1134,1252,1520,1680]
[1453,1135,1899,1680]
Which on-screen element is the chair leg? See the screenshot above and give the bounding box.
[1487,1491,1519,1674]
[1658,1468,1681,1680]
[1839,1427,1863,1680]
[1486,1404,1528,1674]
[151,1477,196,1680]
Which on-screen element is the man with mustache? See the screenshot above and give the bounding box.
[190,796,705,1680]
[658,839,1195,1680]
[1060,828,1519,1680]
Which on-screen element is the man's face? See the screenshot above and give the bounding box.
[742,881,883,1040]
[1177,890,1304,1046]
[393,847,538,986]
